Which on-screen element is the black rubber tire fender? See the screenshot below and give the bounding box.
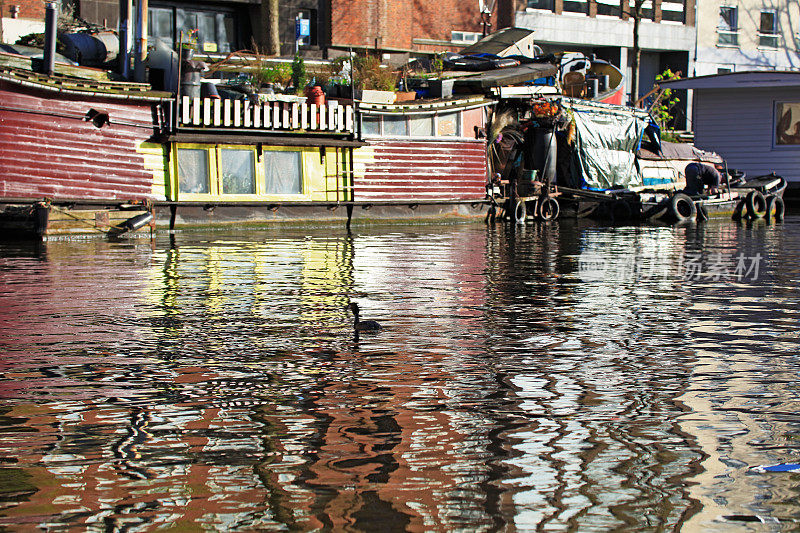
[696,203,709,222]
[514,199,527,224]
[745,190,767,219]
[670,193,696,223]
[765,195,785,222]
[538,197,560,221]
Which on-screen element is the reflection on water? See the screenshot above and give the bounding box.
[0,219,799,531]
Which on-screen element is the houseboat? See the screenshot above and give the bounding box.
[0,46,504,238]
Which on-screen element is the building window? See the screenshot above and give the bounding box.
[717,67,733,74]
[451,31,482,44]
[175,145,303,199]
[383,115,407,136]
[360,111,466,138]
[759,10,778,48]
[661,0,685,23]
[220,149,256,194]
[775,102,800,145]
[263,151,302,194]
[717,6,739,46]
[596,0,620,17]
[563,0,588,14]
[177,148,211,194]
[409,116,434,137]
[149,5,238,53]
[527,0,555,11]
[436,112,460,137]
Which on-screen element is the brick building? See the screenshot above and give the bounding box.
[328,0,515,56]
[0,0,46,44]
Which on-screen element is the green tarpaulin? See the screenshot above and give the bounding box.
[570,104,648,190]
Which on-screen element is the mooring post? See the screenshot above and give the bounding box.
[346,204,354,230]
[169,204,177,231]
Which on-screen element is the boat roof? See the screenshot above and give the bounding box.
[459,27,536,57]
[450,63,557,91]
[660,70,800,90]
[359,95,493,114]
[0,52,171,101]
[638,141,723,163]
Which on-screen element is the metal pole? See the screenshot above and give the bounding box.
[41,2,57,76]
[133,0,148,82]
[119,0,132,79]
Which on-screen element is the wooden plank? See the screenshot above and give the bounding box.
[263,103,271,128]
[253,103,261,128]
[300,103,308,129]
[291,103,299,129]
[181,96,190,125]
[345,105,353,132]
[282,104,289,129]
[203,98,211,126]
[319,105,326,130]
[328,104,336,131]
[310,104,317,130]
[213,98,221,126]
[244,100,251,128]
[223,99,231,126]
[192,97,201,125]
[336,105,344,132]
[234,99,241,127]
[273,103,280,128]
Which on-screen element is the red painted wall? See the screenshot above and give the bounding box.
[0,82,159,201]
[356,139,487,201]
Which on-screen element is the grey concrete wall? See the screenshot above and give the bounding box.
[515,10,694,50]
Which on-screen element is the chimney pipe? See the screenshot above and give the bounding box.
[119,0,132,79]
[133,0,148,82]
[41,2,57,76]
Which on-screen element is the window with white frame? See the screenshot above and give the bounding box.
[661,0,685,22]
[759,10,778,48]
[527,0,555,11]
[563,0,588,14]
[718,6,739,46]
[596,0,619,16]
[451,31,481,44]
[360,111,464,138]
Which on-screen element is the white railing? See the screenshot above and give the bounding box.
[178,96,355,134]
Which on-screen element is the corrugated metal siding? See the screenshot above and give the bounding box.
[354,139,487,200]
[694,88,800,183]
[0,83,159,200]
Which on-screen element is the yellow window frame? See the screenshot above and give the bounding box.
[171,143,310,201]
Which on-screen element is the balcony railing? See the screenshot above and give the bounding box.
[178,96,355,134]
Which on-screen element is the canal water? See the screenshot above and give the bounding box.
[0,218,798,531]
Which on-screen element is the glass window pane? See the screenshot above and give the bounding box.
[362,116,381,136]
[177,148,210,194]
[563,0,587,13]
[760,35,778,48]
[437,112,459,137]
[383,115,407,136]
[148,7,173,46]
[760,11,775,33]
[409,116,433,136]
[719,7,736,30]
[718,32,739,46]
[263,151,302,194]
[197,12,217,52]
[527,0,555,10]
[219,13,235,53]
[220,149,255,194]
